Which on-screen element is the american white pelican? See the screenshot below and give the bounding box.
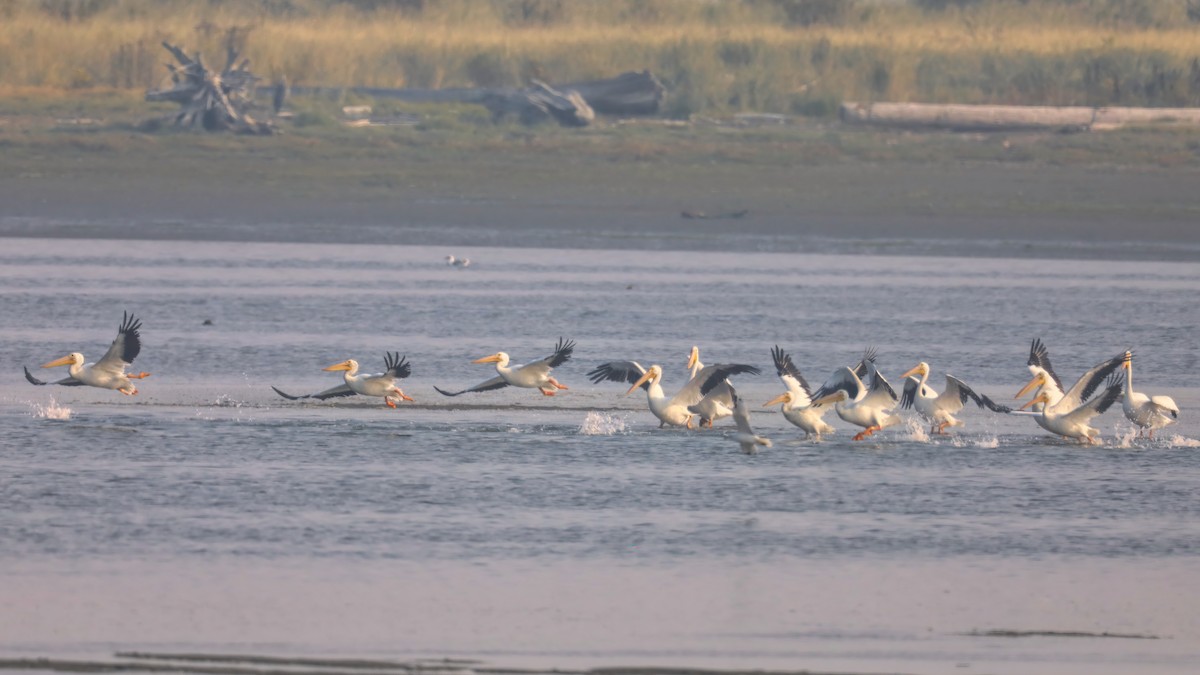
[445,255,471,268]
[436,338,573,397]
[1120,351,1179,438]
[719,383,771,454]
[1015,350,1125,443]
[25,311,149,395]
[273,352,414,408]
[899,362,1011,434]
[684,346,743,428]
[811,348,901,441]
[586,359,759,429]
[1018,375,1124,444]
[761,345,835,440]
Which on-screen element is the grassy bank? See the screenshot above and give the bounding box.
[4,0,1200,117]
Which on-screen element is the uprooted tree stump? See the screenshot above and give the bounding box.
[144,41,275,135]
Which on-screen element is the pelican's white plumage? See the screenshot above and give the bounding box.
[436,338,573,397]
[273,352,414,407]
[899,362,1010,434]
[25,311,150,395]
[762,345,835,440]
[1120,351,1178,438]
[684,346,742,427]
[811,348,901,440]
[587,358,759,428]
[1015,350,1126,443]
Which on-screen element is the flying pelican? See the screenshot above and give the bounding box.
[1119,351,1179,438]
[1018,375,1124,444]
[899,362,1011,434]
[25,311,149,395]
[272,352,414,408]
[587,358,759,429]
[684,346,744,427]
[811,348,901,441]
[704,381,770,454]
[761,345,835,440]
[435,337,573,397]
[1015,350,1126,443]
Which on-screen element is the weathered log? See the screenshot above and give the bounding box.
[840,101,1200,132]
[277,70,665,118]
[144,41,274,135]
[481,80,594,127]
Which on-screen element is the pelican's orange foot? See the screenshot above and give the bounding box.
[401,394,414,402]
[130,372,151,379]
[540,389,556,396]
[386,399,397,409]
[549,378,569,390]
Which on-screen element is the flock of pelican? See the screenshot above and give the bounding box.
[22,313,1181,448]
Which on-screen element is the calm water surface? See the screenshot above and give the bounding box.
[1,237,1198,675]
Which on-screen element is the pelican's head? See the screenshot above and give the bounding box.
[812,389,849,406]
[473,352,510,367]
[900,362,929,380]
[1123,350,1133,371]
[42,352,84,369]
[324,359,359,374]
[763,391,793,408]
[686,346,700,370]
[1015,371,1047,400]
[627,364,662,395]
[1020,391,1051,411]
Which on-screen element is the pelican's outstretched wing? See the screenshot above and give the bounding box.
[852,347,878,381]
[272,384,356,400]
[96,311,142,373]
[434,375,510,397]
[771,345,813,403]
[943,374,1011,413]
[383,352,412,379]
[1062,375,1124,426]
[1057,353,1125,412]
[859,370,899,410]
[544,337,575,368]
[899,376,920,410]
[1027,338,1063,392]
[812,366,865,402]
[688,363,761,404]
[587,361,649,390]
[24,367,85,386]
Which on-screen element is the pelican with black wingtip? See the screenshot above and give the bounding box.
[587,357,760,429]
[436,337,574,397]
[899,362,1011,435]
[273,352,414,408]
[25,311,150,395]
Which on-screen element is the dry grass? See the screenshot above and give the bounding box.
[3,0,1200,114]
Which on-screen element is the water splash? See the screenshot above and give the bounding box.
[973,436,1000,449]
[29,396,72,421]
[1165,435,1200,448]
[902,418,930,443]
[578,411,628,436]
[1112,426,1140,449]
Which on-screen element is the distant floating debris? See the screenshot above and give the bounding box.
[445,255,472,268]
[681,209,749,220]
[201,319,214,326]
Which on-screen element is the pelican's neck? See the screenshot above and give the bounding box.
[916,368,929,389]
[1124,363,1134,395]
[494,362,512,377]
[689,359,704,380]
[69,360,87,379]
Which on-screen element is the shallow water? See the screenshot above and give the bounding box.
[1,237,1199,674]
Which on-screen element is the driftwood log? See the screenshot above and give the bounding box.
[481,79,594,127]
[145,41,274,134]
[276,70,666,124]
[840,101,1200,132]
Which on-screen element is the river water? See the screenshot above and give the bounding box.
[1,237,1198,675]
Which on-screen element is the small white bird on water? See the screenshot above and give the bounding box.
[445,255,471,268]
